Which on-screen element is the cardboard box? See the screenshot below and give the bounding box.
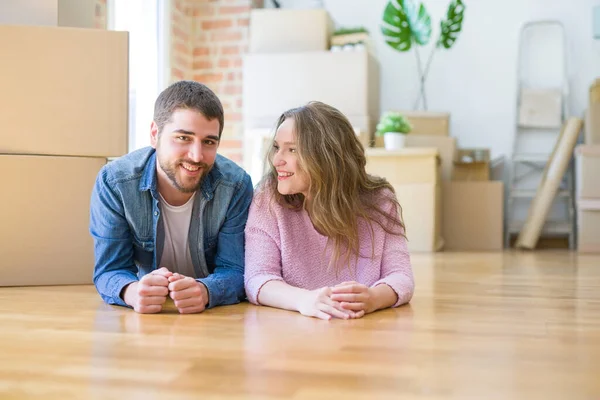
[518,88,563,128]
[0,25,129,158]
[243,51,379,133]
[586,79,600,144]
[578,208,600,253]
[394,183,443,253]
[399,111,450,136]
[404,135,456,181]
[365,148,440,184]
[442,181,504,251]
[0,155,106,286]
[0,0,97,28]
[249,9,333,53]
[453,148,490,181]
[575,145,600,199]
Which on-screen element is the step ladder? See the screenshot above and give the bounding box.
[505,20,576,249]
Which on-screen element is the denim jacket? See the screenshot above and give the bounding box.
[89,147,253,309]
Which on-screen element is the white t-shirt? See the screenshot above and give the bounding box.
[158,192,196,278]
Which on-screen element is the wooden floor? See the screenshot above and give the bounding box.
[1,251,599,399]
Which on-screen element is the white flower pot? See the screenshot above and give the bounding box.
[383,132,406,150]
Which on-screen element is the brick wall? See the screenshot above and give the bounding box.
[169,0,263,166]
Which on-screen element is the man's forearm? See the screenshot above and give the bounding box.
[95,270,138,307]
[197,267,245,308]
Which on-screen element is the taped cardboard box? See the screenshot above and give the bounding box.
[365,148,440,185]
[0,25,129,158]
[249,9,333,53]
[0,155,106,286]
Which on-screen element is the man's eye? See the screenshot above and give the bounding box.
[178,136,190,141]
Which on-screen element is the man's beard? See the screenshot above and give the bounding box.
[159,157,212,193]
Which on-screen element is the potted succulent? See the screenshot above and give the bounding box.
[376,112,412,150]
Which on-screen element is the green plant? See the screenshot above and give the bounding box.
[381,0,466,110]
[376,112,412,136]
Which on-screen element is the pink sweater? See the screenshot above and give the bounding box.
[244,189,414,308]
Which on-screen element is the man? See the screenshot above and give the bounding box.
[90,80,253,314]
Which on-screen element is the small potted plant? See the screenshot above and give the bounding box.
[376,112,412,150]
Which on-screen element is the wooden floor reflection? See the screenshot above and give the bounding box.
[0,250,599,399]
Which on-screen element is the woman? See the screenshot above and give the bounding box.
[244,101,414,320]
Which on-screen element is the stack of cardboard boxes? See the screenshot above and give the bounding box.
[0,24,128,286]
[576,80,600,253]
[242,8,380,184]
[371,112,504,252]
[365,147,443,253]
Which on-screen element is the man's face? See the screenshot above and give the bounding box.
[151,108,220,193]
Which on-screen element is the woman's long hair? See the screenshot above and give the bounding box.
[261,101,406,273]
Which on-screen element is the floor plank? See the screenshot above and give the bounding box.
[0,250,599,399]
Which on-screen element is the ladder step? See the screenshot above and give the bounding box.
[510,189,571,198]
[517,124,563,130]
[512,153,552,162]
[508,220,572,234]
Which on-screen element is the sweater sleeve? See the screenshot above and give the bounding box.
[371,191,415,307]
[244,194,285,305]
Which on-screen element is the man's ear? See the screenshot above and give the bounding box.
[150,121,159,148]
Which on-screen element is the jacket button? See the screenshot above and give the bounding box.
[154,211,159,216]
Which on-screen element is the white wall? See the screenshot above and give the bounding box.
[322,0,600,160]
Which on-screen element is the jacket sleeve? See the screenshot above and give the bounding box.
[89,168,138,307]
[197,173,254,308]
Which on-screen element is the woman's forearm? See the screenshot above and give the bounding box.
[369,283,398,312]
[257,280,310,312]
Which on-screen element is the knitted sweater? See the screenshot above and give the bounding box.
[244,188,414,308]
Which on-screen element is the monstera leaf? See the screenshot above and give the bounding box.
[438,0,465,49]
[381,0,432,52]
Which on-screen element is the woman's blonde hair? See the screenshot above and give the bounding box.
[262,101,406,272]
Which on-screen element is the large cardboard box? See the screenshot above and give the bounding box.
[453,148,490,181]
[586,79,600,144]
[365,148,440,184]
[365,148,442,252]
[399,111,450,136]
[249,9,333,53]
[0,0,97,28]
[0,155,106,286]
[405,135,456,181]
[575,144,600,199]
[394,183,443,253]
[0,25,129,157]
[578,208,600,253]
[243,51,379,134]
[442,181,504,251]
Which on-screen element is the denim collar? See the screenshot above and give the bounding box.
[139,149,223,200]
